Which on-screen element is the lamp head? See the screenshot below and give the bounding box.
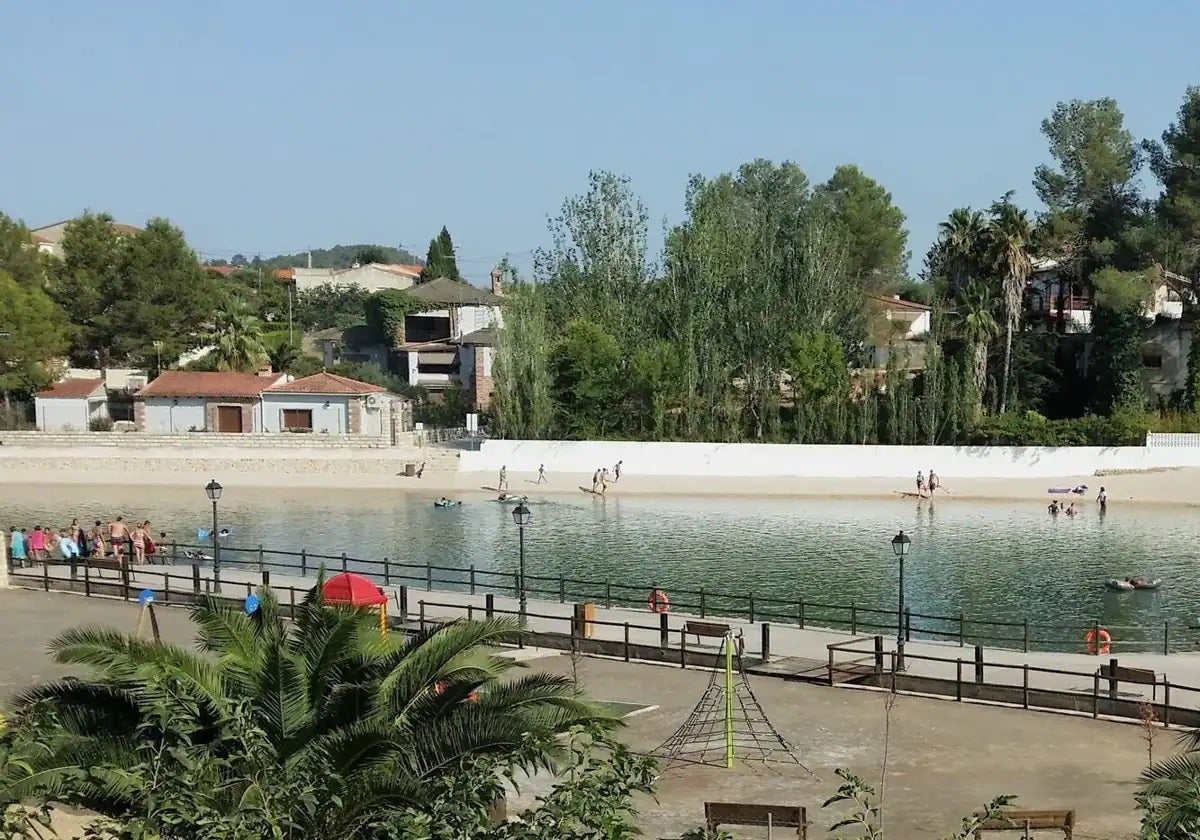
[512,502,531,528]
[205,479,223,501]
[891,530,911,557]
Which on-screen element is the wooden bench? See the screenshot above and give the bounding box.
[1099,661,1157,700]
[86,556,126,573]
[705,802,807,839]
[973,808,1074,838]
[683,621,732,647]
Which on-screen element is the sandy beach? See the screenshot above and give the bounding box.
[0,454,1197,506]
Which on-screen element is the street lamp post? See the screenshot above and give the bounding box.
[205,479,223,593]
[891,529,911,671]
[511,501,532,625]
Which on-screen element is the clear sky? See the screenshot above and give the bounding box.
[3,1,1197,283]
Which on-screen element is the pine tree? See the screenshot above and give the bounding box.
[419,226,462,282]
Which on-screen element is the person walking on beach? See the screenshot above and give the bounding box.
[915,470,926,498]
[613,460,623,482]
[109,516,128,563]
[536,464,546,484]
[1097,486,1108,512]
[57,529,79,562]
[69,519,86,555]
[927,469,939,495]
[498,465,508,492]
[591,468,601,493]
[9,526,27,568]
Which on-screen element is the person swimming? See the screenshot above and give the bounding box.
[1048,500,1060,515]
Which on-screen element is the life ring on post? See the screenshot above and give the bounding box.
[1084,627,1112,655]
[648,588,670,614]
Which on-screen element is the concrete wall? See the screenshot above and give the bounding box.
[459,439,1200,479]
[260,394,349,434]
[143,398,207,433]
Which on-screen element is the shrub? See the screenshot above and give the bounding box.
[964,411,1148,447]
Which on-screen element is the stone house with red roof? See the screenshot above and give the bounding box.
[133,370,409,438]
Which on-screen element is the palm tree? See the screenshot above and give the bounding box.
[211,301,266,372]
[987,203,1033,414]
[9,588,610,836]
[952,280,1000,420]
[937,208,988,296]
[266,338,300,374]
[1137,731,1200,839]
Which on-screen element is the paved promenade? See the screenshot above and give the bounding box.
[16,560,1200,713]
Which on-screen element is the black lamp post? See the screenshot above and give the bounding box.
[205,479,223,593]
[891,529,911,671]
[511,501,531,625]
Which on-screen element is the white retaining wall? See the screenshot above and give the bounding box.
[459,440,1200,479]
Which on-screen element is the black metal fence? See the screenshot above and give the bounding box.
[133,541,1196,656]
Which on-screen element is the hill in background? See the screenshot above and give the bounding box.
[206,244,421,270]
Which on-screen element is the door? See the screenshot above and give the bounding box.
[216,405,243,433]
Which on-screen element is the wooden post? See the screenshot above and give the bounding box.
[257,545,265,573]
[1092,672,1100,718]
[748,592,755,624]
[958,612,965,647]
[798,600,805,629]
[419,601,426,633]
[761,623,771,663]
[850,604,857,635]
[604,579,611,609]
[383,557,391,586]
[659,612,669,649]
[955,659,962,701]
[163,571,170,604]
[485,593,494,618]
[300,549,308,577]
[262,569,270,588]
[42,560,49,592]
[1022,664,1029,709]
[1108,657,1119,700]
[906,607,912,641]
[120,555,130,600]
[874,635,884,675]
[974,645,983,684]
[192,563,201,593]
[1163,622,1170,655]
[699,587,706,618]
[398,586,408,624]
[426,562,433,591]
[468,565,475,594]
[559,575,565,604]
[84,560,91,597]
[341,552,348,573]
[623,623,631,662]
[680,630,687,668]
[1023,618,1030,653]
[1164,679,1172,727]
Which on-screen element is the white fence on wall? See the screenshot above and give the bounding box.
[459,439,1200,479]
[1145,433,1200,448]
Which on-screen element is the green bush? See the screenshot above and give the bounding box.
[964,411,1148,447]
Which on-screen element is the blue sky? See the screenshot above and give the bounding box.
[3,2,1197,283]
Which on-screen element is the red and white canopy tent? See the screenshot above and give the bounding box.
[322,572,389,636]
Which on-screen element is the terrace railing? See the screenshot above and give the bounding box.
[133,541,1198,656]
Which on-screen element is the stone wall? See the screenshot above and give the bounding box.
[0,431,440,450]
[472,348,493,410]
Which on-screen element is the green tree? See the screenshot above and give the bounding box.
[1090,267,1151,413]
[787,329,848,442]
[354,245,389,265]
[0,213,48,288]
[1144,86,1200,278]
[10,589,610,837]
[492,274,554,439]
[294,283,370,331]
[255,244,419,271]
[816,164,909,289]
[987,200,1034,413]
[935,208,988,296]
[265,336,302,374]
[364,289,428,348]
[0,271,69,396]
[419,227,462,282]
[951,280,1000,420]
[210,301,266,372]
[1034,98,1141,214]
[549,319,624,437]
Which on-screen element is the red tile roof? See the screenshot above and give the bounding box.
[136,370,284,399]
[267,371,385,396]
[868,295,931,313]
[36,378,106,399]
[205,265,295,280]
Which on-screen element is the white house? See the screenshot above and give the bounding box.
[135,370,287,433]
[34,378,109,431]
[261,371,410,437]
[1027,258,1188,331]
[30,219,141,258]
[867,295,931,369]
[289,263,422,294]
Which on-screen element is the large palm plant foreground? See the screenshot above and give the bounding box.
[3,587,612,838]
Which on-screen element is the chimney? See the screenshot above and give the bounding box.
[490,267,503,297]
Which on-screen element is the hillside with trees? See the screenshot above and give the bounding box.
[492,88,1200,447]
[205,243,421,270]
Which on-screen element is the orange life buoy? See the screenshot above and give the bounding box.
[1084,628,1112,655]
[648,588,670,614]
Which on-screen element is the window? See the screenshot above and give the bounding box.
[1142,351,1163,369]
[281,408,313,432]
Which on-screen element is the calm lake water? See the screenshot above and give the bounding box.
[6,484,1199,650]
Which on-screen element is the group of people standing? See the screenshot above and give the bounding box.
[915,469,940,498]
[8,517,162,567]
[591,460,622,495]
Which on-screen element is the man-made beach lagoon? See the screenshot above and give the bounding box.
[6,484,1198,651]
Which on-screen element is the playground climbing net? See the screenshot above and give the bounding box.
[651,630,813,774]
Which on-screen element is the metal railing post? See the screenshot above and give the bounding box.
[341,552,348,573]
[192,563,201,593]
[257,545,265,574]
[383,557,390,586]
[761,623,771,663]
[659,612,669,649]
[300,549,308,577]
